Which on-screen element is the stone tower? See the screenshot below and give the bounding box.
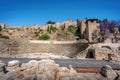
[77,19,100,43]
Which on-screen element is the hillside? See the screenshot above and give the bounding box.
[0,19,79,41]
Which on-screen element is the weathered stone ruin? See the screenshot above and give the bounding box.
[74,43,120,62]
[0,59,78,80]
[77,19,100,42]
[100,65,119,80]
[0,59,120,80]
[0,39,88,58]
[0,19,120,80]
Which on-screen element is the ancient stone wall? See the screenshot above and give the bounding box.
[77,19,100,42]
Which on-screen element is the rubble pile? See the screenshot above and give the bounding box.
[0,59,119,80]
[0,59,79,80]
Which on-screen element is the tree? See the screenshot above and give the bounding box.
[100,19,120,33]
[47,21,55,24]
[39,34,50,40]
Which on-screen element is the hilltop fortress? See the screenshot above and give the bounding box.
[0,19,119,42]
[0,19,120,62]
[0,19,101,43]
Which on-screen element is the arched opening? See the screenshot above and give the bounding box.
[89,51,94,58]
[86,50,95,58]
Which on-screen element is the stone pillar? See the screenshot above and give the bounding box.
[86,21,99,43]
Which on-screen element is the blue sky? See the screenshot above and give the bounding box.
[0,0,120,26]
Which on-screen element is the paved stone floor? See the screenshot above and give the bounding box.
[0,57,120,70]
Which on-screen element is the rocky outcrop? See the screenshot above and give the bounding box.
[100,65,118,80]
[0,60,5,73]
[115,70,120,80]
[7,60,20,72]
[8,60,19,67]
[0,59,78,80]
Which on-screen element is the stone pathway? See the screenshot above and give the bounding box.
[0,57,120,70]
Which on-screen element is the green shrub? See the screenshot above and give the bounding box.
[39,34,50,40]
[47,25,57,34]
[0,34,9,39]
[2,36,9,39]
[35,32,39,36]
[50,25,57,33]
[35,29,43,36]
[68,25,76,34]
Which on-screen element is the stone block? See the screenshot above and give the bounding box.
[100,65,117,80]
[8,60,20,67]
